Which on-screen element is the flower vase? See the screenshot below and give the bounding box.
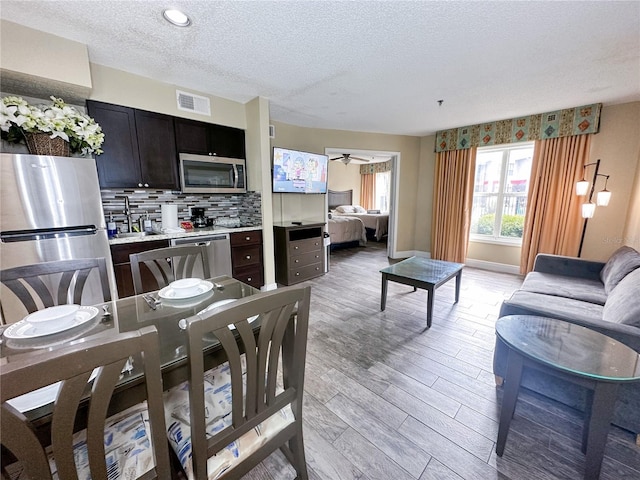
[24,132,70,157]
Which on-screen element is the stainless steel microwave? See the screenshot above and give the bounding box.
[179,153,247,194]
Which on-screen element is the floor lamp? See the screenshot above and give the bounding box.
[576,159,611,257]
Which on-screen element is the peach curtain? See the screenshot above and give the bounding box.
[360,173,375,210]
[520,135,592,273]
[431,148,477,263]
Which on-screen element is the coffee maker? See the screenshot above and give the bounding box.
[190,207,207,228]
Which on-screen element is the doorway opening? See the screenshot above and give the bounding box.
[325,147,400,258]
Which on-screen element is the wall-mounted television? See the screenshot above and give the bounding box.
[272,147,328,194]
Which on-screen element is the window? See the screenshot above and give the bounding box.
[470,143,533,243]
[374,171,391,212]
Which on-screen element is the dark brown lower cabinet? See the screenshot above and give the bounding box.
[110,240,169,298]
[230,230,263,289]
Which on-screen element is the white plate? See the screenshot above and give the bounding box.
[158,280,213,300]
[7,369,98,413]
[197,299,259,330]
[3,306,100,339]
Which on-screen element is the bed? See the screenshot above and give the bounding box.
[327,189,367,249]
[328,189,389,241]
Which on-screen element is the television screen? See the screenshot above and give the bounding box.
[272,147,328,194]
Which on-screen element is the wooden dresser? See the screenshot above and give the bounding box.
[230,230,263,289]
[274,222,325,286]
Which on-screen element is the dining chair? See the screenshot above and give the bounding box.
[129,244,210,295]
[0,325,171,480]
[163,285,311,480]
[0,258,112,323]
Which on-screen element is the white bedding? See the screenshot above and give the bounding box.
[328,216,366,246]
[333,212,388,240]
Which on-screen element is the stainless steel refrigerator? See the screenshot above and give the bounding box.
[0,153,116,323]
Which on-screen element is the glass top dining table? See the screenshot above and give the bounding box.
[0,276,260,421]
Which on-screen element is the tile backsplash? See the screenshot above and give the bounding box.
[101,189,261,230]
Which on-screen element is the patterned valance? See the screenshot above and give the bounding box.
[360,160,391,174]
[435,103,601,153]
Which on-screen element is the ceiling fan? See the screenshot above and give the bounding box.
[329,153,371,165]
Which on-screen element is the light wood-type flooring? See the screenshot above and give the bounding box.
[244,242,640,480]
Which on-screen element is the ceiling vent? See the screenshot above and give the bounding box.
[269,124,275,139]
[176,90,211,116]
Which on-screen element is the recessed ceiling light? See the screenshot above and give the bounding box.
[163,9,191,27]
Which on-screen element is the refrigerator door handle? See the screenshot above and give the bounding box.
[1,225,98,243]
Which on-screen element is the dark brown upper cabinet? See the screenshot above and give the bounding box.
[174,118,246,159]
[87,100,179,189]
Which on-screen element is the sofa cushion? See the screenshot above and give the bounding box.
[603,268,640,327]
[600,245,640,294]
[521,272,607,305]
[500,290,604,324]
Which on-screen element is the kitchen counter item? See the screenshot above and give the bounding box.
[190,207,207,228]
[161,204,179,230]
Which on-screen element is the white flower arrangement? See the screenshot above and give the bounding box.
[1,96,104,156]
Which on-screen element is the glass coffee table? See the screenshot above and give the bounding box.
[495,315,640,480]
[379,257,464,328]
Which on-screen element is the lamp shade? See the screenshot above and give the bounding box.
[597,189,611,206]
[576,180,589,196]
[582,202,596,218]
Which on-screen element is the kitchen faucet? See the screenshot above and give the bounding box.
[123,196,133,233]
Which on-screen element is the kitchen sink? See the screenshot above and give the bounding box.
[115,231,159,238]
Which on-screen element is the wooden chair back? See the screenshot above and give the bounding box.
[0,258,112,323]
[0,326,171,480]
[129,245,210,295]
[183,286,311,479]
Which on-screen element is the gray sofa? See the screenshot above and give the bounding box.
[494,246,640,436]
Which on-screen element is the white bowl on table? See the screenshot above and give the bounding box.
[169,278,202,298]
[25,305,80,333]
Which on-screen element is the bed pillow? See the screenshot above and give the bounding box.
[354,205,367,213]
[336,205,356,213]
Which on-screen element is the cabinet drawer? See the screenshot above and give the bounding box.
[232,245,262,268]
[288,263,323,283]
[288,238,322,256]
[290,250,322,268]
[230,230,262,247]
[233,264,263,288]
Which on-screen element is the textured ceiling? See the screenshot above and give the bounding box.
[1,1,639,136]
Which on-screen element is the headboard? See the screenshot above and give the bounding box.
[328,189,353,210]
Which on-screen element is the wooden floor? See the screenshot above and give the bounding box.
[246,242,640,480]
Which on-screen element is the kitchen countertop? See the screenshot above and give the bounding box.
[108,225,262,245]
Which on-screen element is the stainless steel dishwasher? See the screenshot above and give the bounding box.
[170,233,232,279]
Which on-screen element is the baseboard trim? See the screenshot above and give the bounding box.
[465,258,520,275]
[392,250,431,259]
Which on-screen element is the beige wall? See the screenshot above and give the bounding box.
[415,135,436,252]
[623,147,640,250]
[270,121,422,252]
[0,20,91,101]
[244,97,276,288]
[467,242,522,266]
[582,101,640,260]
[89,64,246,129]
[327,162,361,204]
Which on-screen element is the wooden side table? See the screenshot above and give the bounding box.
[495,315,640,480]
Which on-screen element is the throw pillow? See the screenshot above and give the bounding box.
[354,205,367,213]
[599,245,640,294]
[602,268,640,327]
